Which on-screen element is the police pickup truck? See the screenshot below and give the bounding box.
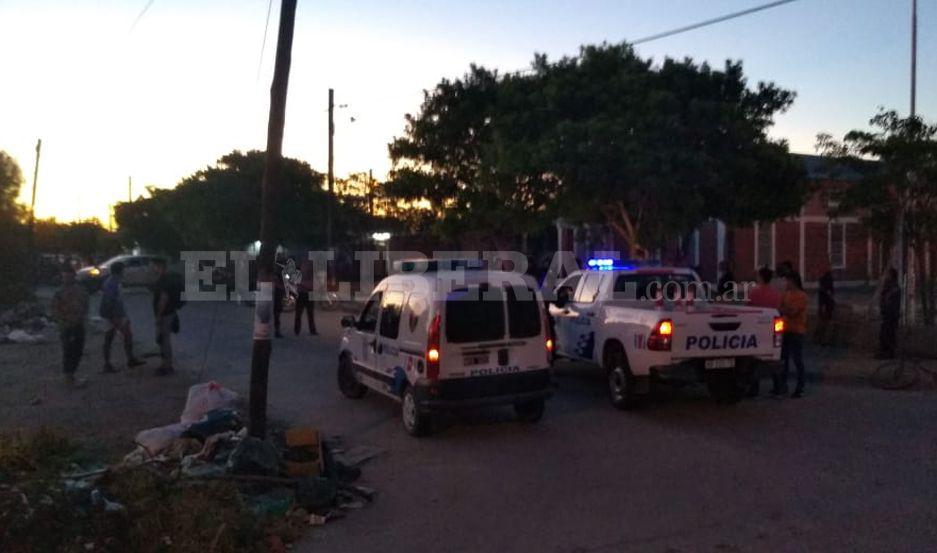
[550,260,783,408]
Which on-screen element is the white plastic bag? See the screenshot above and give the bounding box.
[180,381,238,424]
[134,422,188,456]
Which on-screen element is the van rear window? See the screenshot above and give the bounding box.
[445,286,505,343]
[506,286,541,338]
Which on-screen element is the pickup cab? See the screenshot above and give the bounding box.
[549,263,783,408]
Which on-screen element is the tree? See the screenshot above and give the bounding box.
[387,65,560,249]
[817,110,937,324]
[115,150,373,254]
[0,151,29,306]
[386,43,805,255]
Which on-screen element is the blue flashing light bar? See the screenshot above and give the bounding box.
[586,258,636,271]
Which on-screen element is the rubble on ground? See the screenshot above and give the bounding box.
[1,381,379,551]
[0,301,53,345]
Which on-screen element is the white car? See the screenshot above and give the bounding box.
[550,261,783,408]
[338,260,554,436]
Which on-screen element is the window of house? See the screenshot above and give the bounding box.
[829,222,846,269]
[755,222,774,269]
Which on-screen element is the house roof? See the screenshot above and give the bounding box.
[793,153,875,182]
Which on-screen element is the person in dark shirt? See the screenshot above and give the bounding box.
[52,263,90,387]
[294,257,318,336]
[877,268,901,359]
[815,265,836,346]
[100,262,144,372]
[151,259,183,375]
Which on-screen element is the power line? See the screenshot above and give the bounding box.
[632,0,799,45]
[510,0,799,75]
[129,0,156,32]
[257,0,274,82]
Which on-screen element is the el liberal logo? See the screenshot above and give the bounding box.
[686,334,758,351]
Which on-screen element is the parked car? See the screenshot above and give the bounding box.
[550,259,783,408]
[337,259,554,436]
[76,254,166,291]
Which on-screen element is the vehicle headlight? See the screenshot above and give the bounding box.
[90,267,101,276]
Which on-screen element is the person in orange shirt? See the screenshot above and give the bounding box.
[746,267,782,397]
[774,271,808,398]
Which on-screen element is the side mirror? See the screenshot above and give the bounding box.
[554,287,571,308]
[341,315,356,328]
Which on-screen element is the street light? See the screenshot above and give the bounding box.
[372,232,392,274]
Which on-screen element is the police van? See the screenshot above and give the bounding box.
[338,260,554,436]
[550,260,783,408]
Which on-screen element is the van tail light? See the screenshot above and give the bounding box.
[426,313,441,380]
[647,319,673,351]
[773,316,784,347]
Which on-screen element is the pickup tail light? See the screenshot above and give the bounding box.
[426,313,441,380]
[773,316,784,347]
[542,305,555,355]
[648,319,673,351]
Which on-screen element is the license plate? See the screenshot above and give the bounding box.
[463,353,489,366]
[705,358,735,369]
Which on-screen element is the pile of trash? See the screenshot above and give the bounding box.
[1,382,380,552]
[0,301,52,345]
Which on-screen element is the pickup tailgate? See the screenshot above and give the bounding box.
[671,306,779,360]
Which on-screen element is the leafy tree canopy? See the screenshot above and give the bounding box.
[387,42,806,254]
[0,151,25,221]
[116,150,377,254]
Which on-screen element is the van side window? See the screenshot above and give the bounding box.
[403,293,427,338]
[358,291,383,332]
[560,274,582,295]
[379,291,405,339]
[575,274,604,303]
[506,286,541,338]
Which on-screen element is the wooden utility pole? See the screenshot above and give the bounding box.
[327,88,334,250]
[128,176,132,202]
[249,0,297,439]
[368,168,374,216]
[28,139,41,229]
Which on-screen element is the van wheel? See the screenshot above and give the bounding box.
[706,369,743,404]
[605,344,638,410]
[402,387,430,437]
[338,354,366,399]
[514,399,545,423]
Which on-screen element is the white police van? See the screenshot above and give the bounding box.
[338,260,554,436]
[550,259,783,408]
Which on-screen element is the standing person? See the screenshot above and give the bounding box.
[774,271,809,398]
[716,260,735,300]
[100,262,144,372]
[52,264,90,388]
[152,259,183,376]
[273,257,286,338]
[746,267,782,396]
[294,257,318,336]
[815,265,836,346]
[748,267,782,309]
[877,268,901,359]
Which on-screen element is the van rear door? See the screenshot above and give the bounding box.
[441,284,547,379]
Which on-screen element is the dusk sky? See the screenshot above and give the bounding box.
[1,0,934,223]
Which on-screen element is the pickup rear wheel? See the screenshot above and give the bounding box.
[514,399,545,423]
[605,344,638,410]
[706,369,743,405]
[338,353,367,399]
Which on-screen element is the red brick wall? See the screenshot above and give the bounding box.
[734,227,755,281]
[776,221,800,271]
[698,221,718,282]
[839,223,869,282]
[803,222,829,281]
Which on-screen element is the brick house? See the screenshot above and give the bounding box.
[558,154,935,287]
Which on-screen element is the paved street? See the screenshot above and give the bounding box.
[121,290,937,553]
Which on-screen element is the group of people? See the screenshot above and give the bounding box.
[272,256,319,339]
[51,259,183,388]
[745,260,904,398]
